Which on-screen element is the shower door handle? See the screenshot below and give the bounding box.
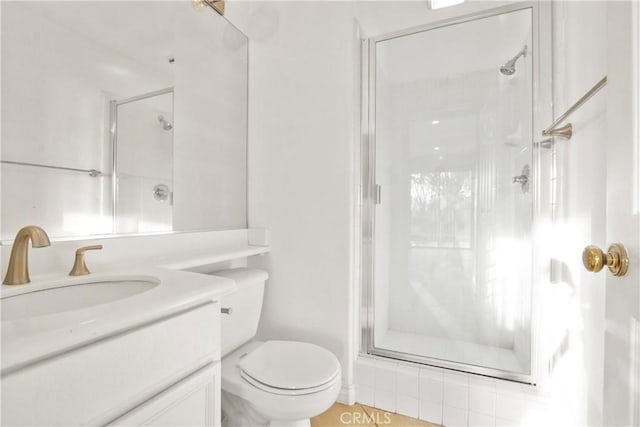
[374,184,382,205]
[512,164,530,193]
[582,243,629,277]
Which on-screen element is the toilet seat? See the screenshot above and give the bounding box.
[240,371,338,396]
[222,340,342,423]
[237,340,341,396]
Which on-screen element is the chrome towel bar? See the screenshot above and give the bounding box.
[542,76,608,140]
[1,160,103,177]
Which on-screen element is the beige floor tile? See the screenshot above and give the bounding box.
[311,402,377,427]
[360,404,442,427]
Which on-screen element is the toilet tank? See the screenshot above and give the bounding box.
[212,268,269,357]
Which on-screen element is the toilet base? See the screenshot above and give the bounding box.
[221,390,311,427]
[221,390,268,427]
[222,390,313,427]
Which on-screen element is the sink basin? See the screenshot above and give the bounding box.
[1,277,160,322]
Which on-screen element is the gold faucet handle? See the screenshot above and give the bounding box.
[69,245,103,276]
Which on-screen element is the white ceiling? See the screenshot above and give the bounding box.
[6,1,246,71]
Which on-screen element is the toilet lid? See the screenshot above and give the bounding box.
[238,340,340,392]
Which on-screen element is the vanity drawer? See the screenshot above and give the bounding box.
[1,302,221,426]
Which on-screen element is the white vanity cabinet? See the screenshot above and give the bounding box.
[1,300,222,426]
[111,363,220,426]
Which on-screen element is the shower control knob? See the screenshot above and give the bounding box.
[153,184,171,202]
[582,243,629,277]
[512,164,530,193]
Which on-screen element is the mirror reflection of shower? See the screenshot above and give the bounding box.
[111,87,174,234]
[500,45,528,75]
[158,115,173,131]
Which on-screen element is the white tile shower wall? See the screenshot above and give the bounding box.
[355,356,551,427]
[420,367,444,415]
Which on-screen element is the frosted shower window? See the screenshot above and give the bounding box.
[370,8,534,377]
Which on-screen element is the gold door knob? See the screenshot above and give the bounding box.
[582,243,629,277]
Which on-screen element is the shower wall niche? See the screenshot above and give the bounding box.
[363,6,538,381]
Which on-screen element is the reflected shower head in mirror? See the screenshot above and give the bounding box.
[157,115,173,131]
[500,45,528,76]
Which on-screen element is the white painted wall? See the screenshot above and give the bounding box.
[226,1,360,401]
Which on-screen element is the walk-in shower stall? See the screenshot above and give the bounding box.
[362,5,548,383]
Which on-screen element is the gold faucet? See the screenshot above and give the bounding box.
[69,245,103,276]
[3,225,51,285]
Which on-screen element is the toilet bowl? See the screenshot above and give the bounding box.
[222,340,341,426]
[213,268,341,427]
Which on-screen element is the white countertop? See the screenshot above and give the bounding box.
[1,266,236,374]
[158,245,270,270]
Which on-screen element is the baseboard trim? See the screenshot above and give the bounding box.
[337,384,356,405]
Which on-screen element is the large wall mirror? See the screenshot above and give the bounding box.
[0,1,248,241]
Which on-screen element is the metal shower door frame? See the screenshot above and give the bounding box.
[359,1,553,384]
[109,87,175,232]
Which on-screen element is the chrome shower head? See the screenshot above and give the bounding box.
[158,115,173,131]
[500,45,528,76]
[500,62,517,76]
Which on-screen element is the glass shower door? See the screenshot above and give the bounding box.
[369,7,535,379]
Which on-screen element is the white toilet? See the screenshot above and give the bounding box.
[213,268,341,427]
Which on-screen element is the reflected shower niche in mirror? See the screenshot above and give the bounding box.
[0,1,248,241]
